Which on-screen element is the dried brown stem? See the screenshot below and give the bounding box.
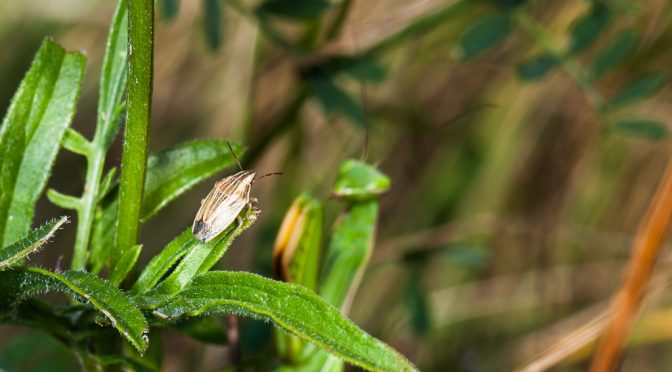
[590,161,672,372]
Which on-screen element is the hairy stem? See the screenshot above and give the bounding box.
[115,0,154,263]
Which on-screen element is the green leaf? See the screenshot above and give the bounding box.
[161,0,180,21]
[256,0,330,20]
[170,316,228,345]
[332,159,391,201]
[591,28,638,80]
[404,264,431,335]
[110,244,142,286]
[131,229,193,294]
[342,58,387,83]
[89,197,118,274]
[568,2,611,54]
[308,72,365,126]
[0,217,68,270]
[46,189,81,210]
[323,56,387,83]
[320,201,378,310]
[609,119,668,140]
[455,14,512,61]
[97,167,117,202]
[98,0,128,149]
[273,193,323,290]
[138,207,258,307]
[0,39,85,247]
[141,140,244,222]
[517,54,558,81]
[0,267,148,353]
[607,72,667,109]
[203,0,223,50]
[61,128,92,156]
[156,271,417,371]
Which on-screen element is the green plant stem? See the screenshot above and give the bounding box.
[115,0,154,262]
[71,148,105,270]
[513,11,604,109]
[70,0,128,271]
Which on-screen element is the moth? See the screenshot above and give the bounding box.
[192,142,280,242]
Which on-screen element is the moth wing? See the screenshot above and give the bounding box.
[208,196,248,235]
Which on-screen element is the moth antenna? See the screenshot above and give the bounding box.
[226,140,243,171]
[255,172,283,182]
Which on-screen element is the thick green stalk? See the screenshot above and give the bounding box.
[115,0,154,262]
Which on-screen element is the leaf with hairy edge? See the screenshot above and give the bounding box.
[0,40,85,246]
[142,140,244,222]
[138,207,258,308]
[0,267,148,353]
[131,229,192,294]
[0,217,68,270]
[110,244,142,286]
[156,271,417,371]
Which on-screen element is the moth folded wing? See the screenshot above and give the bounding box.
[199,197,247,243]
[192,219,212,242]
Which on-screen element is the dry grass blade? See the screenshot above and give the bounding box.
[590,161,672,371]
[517,264,672,371]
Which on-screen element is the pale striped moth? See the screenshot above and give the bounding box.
[192,142,279,242]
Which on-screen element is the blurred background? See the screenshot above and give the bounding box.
[1,0,671,370]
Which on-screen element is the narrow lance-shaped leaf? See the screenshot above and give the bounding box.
[142,140,244,221]
[0,267,148,353]
[609,119,668,140]
[455,14,512,61]
[517,54,558,81]
[308,71,365,127]
[272,193,323,289]
[607,72,667,109]
[320,202,379,312]
[156,271,417,371]
[0,216,68,270]
[568,2,611,54]
[591,28,638,80]
[98,0,129,148]
[90,141,243,273]
[0,40,85,246]
[256,0,331,20]
[202,0,223,51]
[161,0,180,21]
[110,244,142,286]
[305,160,391,370]
[272,194,323,363]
